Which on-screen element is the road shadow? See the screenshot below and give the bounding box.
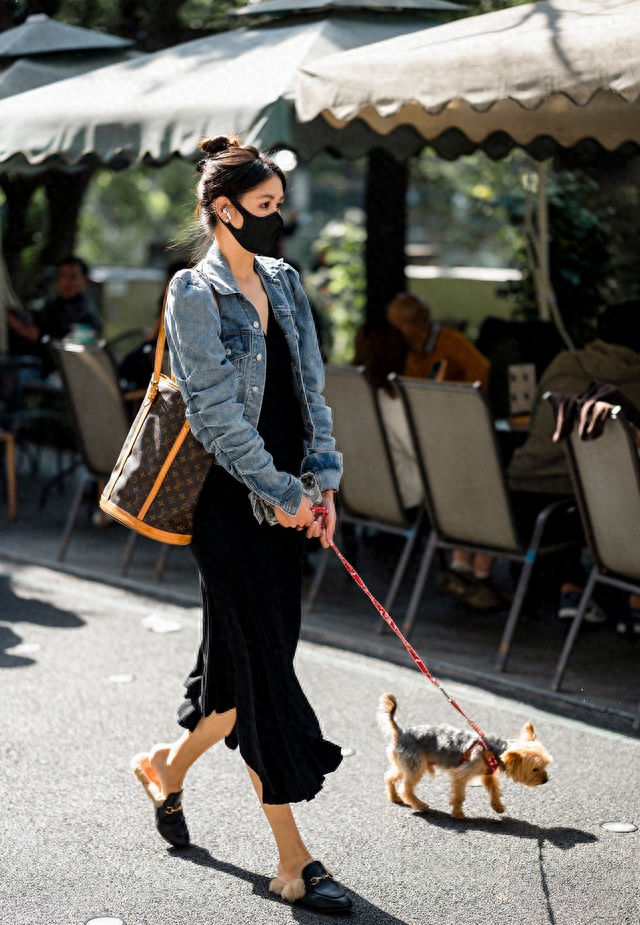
[412,806,597,849]
[0,571,84,667]
[171,845,410,923]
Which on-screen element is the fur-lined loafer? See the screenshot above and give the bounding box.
[269,859,353,914]
[131,753,190,849]
[154,790,190,848]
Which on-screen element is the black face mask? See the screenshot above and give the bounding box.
[224,195,284,257]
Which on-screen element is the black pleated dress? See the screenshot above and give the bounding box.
[177,298,343,805]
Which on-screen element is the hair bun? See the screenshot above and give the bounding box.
[199,134,241,158]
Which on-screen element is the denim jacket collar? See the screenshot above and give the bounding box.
[199,236,284,296]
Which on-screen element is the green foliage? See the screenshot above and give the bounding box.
[310,213,366,364]
[411,147,532,266]
[77,159,197,266]
[497,169,614,345]
[177,0,248,31]
[466,0,531,14]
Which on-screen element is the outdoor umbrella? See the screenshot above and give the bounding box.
[0,2,465,170]
[295,0,640,341]
[294,0,640,157]
[0,13,138,351]
[0,12,137,106]
[0,1,467,329]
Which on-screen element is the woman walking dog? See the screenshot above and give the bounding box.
[131,133,353,914]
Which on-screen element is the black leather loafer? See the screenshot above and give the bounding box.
[154,790,190,849]
[297,860,353,914]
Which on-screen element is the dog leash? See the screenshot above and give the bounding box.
[311,506,499,774]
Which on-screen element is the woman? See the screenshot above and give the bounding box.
[131,134,353,915]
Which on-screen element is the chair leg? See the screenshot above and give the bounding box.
[495,502,559,672]
[304,545,332,613]
[551,567,598,692]
[633,700,640,732]
[4,433,16,520]
[377,513,424,635]
[494,554,535,672]
[57,473,89,561]
[121,531,138,576]
[402,530,437,638]
[155,544,171,582]
[304,517,353,613]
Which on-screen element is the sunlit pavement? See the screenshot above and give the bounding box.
[1,560,638,925]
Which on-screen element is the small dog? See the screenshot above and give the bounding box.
[377,692,553,818]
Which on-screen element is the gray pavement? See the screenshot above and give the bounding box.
[1,559,638,925]
[1,447,638,729]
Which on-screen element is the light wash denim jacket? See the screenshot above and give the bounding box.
[164,237,343,524]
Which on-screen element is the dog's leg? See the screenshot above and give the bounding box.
[482,772,506,814]
[384,764,404,804]
[448,764,478,819]
[400,766,429,812]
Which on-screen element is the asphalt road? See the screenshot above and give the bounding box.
[1,559,638,925]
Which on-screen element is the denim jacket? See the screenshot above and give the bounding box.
[164,237,343,524]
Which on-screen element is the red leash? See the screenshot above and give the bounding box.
[311,506,499,774]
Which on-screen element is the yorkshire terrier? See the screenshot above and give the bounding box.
[377,693,553,819]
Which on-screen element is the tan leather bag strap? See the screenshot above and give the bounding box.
[151,266,220,392]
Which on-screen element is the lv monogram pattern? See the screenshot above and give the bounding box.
[105,376,214,538]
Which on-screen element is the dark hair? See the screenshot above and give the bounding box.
[176,132,286,262]
[597,300,640,353]
[57,255,89,277]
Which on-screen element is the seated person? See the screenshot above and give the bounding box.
[507,300,640,624]
[8,255,102,377]
[386,293,494,601]
[387,292,491,392]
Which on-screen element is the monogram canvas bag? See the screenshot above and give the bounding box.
[99,268,218,544]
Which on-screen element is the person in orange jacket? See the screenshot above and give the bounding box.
[387,292,496,608]
[387,292,490,392]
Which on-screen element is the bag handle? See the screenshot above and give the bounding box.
[151,266,220,394]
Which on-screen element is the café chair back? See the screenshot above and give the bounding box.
[48,339,130,560]
[391,376,577,670]
[551,403,640,729]
[305,365,425,621]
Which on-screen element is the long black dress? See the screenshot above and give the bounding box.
[177,297,343,805]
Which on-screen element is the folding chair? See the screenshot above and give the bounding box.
[49,339,170,577]
[305,365,425,621]
[390,376,578,670]
[549,403,640,728]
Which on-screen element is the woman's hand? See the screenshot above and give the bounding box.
[274,494,316,530]
[273,489,337,548]
[306,489,336,549]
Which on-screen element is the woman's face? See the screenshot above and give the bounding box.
[218,174,285,222]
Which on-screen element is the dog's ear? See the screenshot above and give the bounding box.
[501,748,522,774]
[518,721,537,741]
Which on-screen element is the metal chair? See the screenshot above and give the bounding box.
[549,403,640,728]
[390,375,578,670]
[48,339,130,560]
[304,365,426,621]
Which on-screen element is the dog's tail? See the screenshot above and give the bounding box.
[377,692,402,742]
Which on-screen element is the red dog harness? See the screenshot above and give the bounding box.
[459,738,499,774]
[312,507,500,775]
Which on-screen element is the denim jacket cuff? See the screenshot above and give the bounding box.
[300,451,343,492]
[247,476,305,524]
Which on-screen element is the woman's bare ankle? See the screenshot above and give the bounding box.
[277,851,314,882]
[149,744,185,796]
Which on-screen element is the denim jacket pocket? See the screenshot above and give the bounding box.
[221,332,251,379]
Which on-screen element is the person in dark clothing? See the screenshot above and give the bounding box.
[7,255,101,376]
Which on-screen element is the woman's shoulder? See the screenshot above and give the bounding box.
[168,266,212,294]
[165,268,220,327]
